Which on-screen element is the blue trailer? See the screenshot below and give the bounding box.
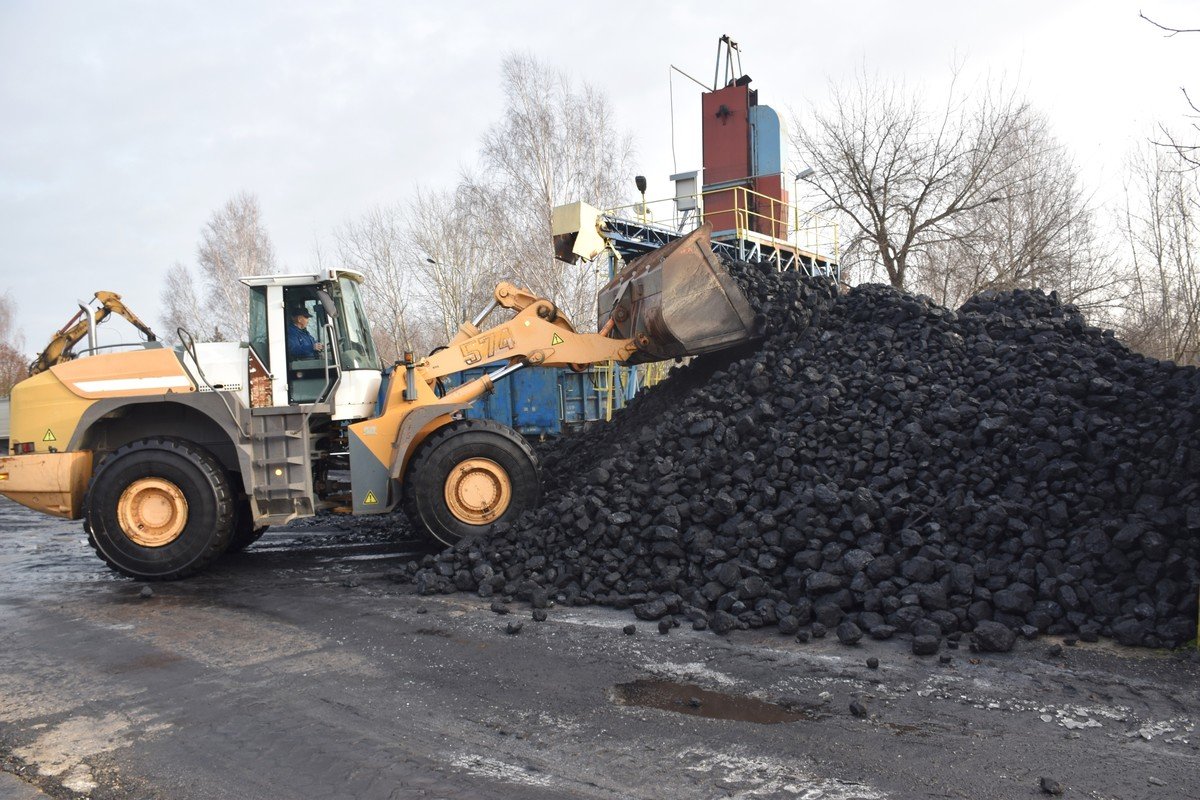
[441,365,610,437]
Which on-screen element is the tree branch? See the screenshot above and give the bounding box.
[1139,11,1200,36]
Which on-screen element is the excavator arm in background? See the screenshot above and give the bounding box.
[30,291,158,376]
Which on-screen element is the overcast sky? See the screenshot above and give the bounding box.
[1,0,1195,348]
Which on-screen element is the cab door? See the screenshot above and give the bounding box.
[281,288,337,405]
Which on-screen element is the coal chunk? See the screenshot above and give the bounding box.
[710,611,737,635]
[836,621,863,645]
[973,621,1017,653]
[1039,777,1064,796]
[912,635,940,656]
[634,598,669,621]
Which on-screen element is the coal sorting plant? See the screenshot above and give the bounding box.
[400,259,1200,651]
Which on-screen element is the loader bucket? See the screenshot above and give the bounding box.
[598,223,758,364]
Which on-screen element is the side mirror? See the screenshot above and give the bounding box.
[317,289,338,320]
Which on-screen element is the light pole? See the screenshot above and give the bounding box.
[426,256,466,327]
[635,175,648,223]
[792,167,815,247]
[792,166,815,197]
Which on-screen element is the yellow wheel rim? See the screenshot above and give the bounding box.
[443,458,512,525]
[117,477,189,547]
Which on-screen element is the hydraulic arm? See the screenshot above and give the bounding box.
[350,223,761,518]
[30,291,157,375]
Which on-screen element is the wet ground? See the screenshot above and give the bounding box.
[1,496,1198,800]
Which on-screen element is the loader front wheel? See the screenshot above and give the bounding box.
[84,438,234,580]
[402,419,540,546]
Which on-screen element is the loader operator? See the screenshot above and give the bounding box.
[286,306,324,359]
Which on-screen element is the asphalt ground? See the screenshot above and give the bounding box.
[1,497,1197,800]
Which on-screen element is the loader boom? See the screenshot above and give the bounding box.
[30,291,157,376]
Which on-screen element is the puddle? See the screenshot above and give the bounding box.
[612,679,818,724]
[880,722,931,737]
[106,652,186,673]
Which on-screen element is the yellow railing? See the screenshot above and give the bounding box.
[591,360,672,421]
[594,362,615,421]
[606,184,839,267]
[642,360,670,387]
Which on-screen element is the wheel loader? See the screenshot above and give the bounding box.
[0,219,757,580]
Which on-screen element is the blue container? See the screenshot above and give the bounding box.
[560,369,605,426]
[509,368,562,435]
[440,365,608,436]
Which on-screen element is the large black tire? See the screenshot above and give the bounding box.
[402,419,540,546]
[226,496,269,554]
[84,437,234,580]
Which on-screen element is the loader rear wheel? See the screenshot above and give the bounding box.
[402,419,540,546]
[84,437,234,580]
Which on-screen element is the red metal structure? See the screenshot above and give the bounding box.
[700,37,789,240]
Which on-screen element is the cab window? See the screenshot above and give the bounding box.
[248,286,270,370]
[282,288,333,404]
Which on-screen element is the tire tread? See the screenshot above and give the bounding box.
[83,436,234,580]
[401,419,540,545]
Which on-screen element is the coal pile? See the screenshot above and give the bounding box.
[402,262,1200,649]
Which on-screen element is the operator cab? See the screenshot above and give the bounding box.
[241,270,382,420]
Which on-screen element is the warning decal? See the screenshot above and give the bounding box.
[363,490,378,505]
[42,429,56,442]
[550,333,564,346]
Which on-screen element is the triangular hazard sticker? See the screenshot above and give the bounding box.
[42,429,56,442]
[363,490,378,505]
[551,333,564,346]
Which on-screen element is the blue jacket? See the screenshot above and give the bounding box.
[286,323,319,359]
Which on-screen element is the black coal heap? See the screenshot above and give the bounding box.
[402,260,1200,650]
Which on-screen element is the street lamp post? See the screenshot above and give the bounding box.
[426,256,466,327]
[792,167,815,247]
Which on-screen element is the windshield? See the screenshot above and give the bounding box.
[334,277,379,370]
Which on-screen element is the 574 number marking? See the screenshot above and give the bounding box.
[460,327,515,365]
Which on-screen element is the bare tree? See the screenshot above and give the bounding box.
[793,72,1040,291]
[325,55,632,357]
[0,291,26,395]
[199,192,276,339]
[336,204,428,362]
[160,192,276,342]
[472,53,634,327]
[0,291,20,349]
[1140,12,1200,170]
[912,113,1120,315]
[1156,97,1200,171]
[404,184,510,346]
[1117,143,1200,364]
[0,344,23,396]
[160,261,212,340]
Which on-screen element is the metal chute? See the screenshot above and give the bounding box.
[598,224,758,364]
